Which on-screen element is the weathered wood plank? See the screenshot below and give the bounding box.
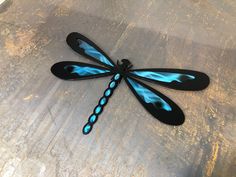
[0,0,235,176]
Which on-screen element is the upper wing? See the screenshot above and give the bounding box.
[128,69,210,91]
[125,76,184,125]
[66,32,115,68]
[51,61,114,80]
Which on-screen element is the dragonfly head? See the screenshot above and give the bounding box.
[117,59,133,71]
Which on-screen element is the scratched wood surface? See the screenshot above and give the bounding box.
[0,0,236,177]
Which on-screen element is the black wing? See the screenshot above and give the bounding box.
[66,32,116,68]
[51,61,114,80]
[125,76,184,125]
[128,69,210,91]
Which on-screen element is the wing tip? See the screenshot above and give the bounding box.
[67,32,78,39]
[51,62,62,78]
[51,62,71,80]
[66,32,79,48]
[154,109,185,126]
[170,72,210,91]
[200,73,210,90]
[189,72,210,91]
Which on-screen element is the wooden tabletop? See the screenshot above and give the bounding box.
[0,0,235,176]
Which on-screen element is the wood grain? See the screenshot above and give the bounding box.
[0,0,235,176]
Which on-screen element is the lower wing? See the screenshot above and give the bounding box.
[125,76,184,125]
[51,61,114,80]
[128,69,210,90]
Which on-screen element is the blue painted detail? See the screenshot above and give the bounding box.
[83,123,92,134]
[114,74,121,80]
[89,115,97,124]
[99,97,107,105]
[131,71,195,83]
[95,106,102,114]
[64,65,110,76]
[82,73,123,135]
[127,78,172,111]
[105,89,112,97]
[78,39,114,67]
[109,81,116,88]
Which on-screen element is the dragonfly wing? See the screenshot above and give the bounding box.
[125,76,184,125]
[51,61,114,80]
[128,69,210,90]
[66,32,115,68]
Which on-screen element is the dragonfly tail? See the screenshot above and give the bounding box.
[82,73,122,135]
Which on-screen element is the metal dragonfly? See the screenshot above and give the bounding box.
[51,32,210,135]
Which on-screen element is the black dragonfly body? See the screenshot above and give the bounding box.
[51,32,210,135]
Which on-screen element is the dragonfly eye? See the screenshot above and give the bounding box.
[123,59,133,70]
[117,59,133,71]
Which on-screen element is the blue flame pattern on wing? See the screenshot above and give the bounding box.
[78,39,114,67]
[127,78,172,111]
[131,71,195,83]
[65,65,110,76]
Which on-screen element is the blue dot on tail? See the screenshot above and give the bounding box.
[95,106,102,114]
[83,123,92,134]
[89,115,97,123]
[105,89,112,97]
[100,97,107,105]
[114,74,121,80]
[109,81,116,88]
